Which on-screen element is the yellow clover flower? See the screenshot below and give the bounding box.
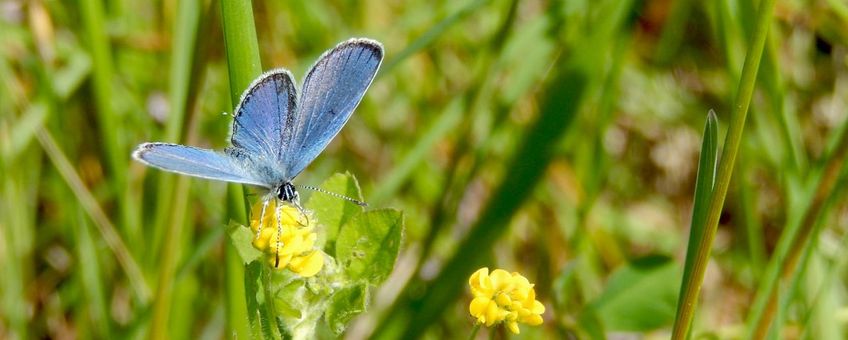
[468,267,545,334]
[249,199,324,277]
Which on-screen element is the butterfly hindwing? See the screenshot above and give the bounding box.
[133,143,270,188]
[284,38,384,178]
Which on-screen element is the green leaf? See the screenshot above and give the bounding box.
[271,275,308,319]
[336,209,403,284]
[243,261,263,337]
[305,172,365,246]
[269,270,329,339]
[674,110,718,334]
[576,307,605,340]
[325,283,369,335]
[227,222,262,264]
[590,255,679,331]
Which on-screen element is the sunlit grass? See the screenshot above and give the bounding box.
[2,0,848,339]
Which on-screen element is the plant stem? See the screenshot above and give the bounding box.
[670,0,776,338]
[78,0,124,188]
[149,0,201,337]
[221,0,263,105]
[220,0,263,338]
[149,177,190,339]
[749,118,848,338]
[467,323,481,340]
[672,111,718,338]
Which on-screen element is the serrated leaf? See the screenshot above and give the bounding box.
[227,221,262,264]
[325,283,368,335]
[335,209,403,284]
[305,172,365,246]
[589,255,679,331]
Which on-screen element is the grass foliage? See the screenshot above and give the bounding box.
[2,0,848,338]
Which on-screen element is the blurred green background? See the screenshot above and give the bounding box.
[2,0,848,338]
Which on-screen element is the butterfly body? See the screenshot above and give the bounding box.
[276,182,298,202]
[133,38,383,205]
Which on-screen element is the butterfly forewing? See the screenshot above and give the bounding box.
[133,38,382,193]
[133,143,270,187]
[284,38,384,178]
[232,70,297,177]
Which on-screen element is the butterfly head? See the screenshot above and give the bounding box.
[276,182,298,202]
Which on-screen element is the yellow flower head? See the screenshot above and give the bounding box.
[468,267,545,334]
[249,199,324,277]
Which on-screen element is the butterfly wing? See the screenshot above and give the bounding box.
[284,38,383,177]
[133,142,271,188]
[231,69,297,177]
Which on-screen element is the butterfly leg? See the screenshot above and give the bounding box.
[256,199,270,239]
[288,195,310,227]
[279,204,310,228]
[297,206,310,228]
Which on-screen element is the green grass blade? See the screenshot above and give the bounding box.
[370,99,462,204]
[164,1,201,143]
[761,32,806,172]
[670,0,776,338]
[176,225,227,280]
[74,210,112,338]
[796,173,848,339]
[712,0,744,82]
[79,0,126,188]
[220,0,263,337]
[149,177,191,338]
[746,115,848,338]
[225,238,252,340]
[260,267,282,339]
[379,0,490,75]
[654,0,696,64]
[149,0,204,258]
[0,151,32,339]
[672,110,718,338]
[79,0,142,275]
[36,128,151,302]
[221,0,263,105]
[6,103,47,160]
[739,153,766,274]
[148,0,202,337]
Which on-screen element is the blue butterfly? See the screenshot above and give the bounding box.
[133,38,383,208]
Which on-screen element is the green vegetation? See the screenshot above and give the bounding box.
[2,0,848,338]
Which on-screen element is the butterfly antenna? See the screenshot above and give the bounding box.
[297,185,368,207]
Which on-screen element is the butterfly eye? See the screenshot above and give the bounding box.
[275,186,284,200]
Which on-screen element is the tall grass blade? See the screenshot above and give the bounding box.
[148,0,202,337]
[78,0,126,188]
[747,116,848,338]
[36,128,151,302]
[654,0,696,64]
[370,93,462,204]
[220,0,263,337]
[380,0,490,75]
[670,0,776,338]
[74,210,112,338]
[672,110,718,338]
